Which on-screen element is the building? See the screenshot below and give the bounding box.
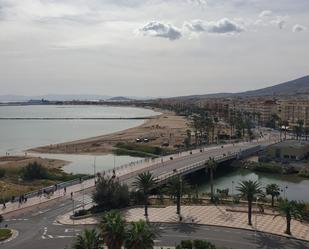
[266,140,309,160]
[278,99,309,129]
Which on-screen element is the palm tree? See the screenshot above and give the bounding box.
[296,119,304,140]
[236,180,263,225]
[124,220,155,249]
[266,183,280,207]
[72,229,102,249]
[133,172,157,217]
[165,176,191,215]
[100,211,125,249]
[275,199,305,235]
[205,158,217,202]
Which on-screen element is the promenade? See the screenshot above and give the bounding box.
[56,205,309,242]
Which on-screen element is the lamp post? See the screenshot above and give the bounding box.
[255,196,260,247]
[93,156,97,184]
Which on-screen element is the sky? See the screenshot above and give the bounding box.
[0,0,308,97]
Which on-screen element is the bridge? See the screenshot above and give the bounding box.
[0,130,279,216]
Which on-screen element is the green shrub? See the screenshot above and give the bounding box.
[252,163,282,174]
[93,177,130,211]
[22,162,48,180]
[193,240,216,249]
[0,169,5,178]
[176,240,217,249]
[298,168,309,178]
[73,209,88,217]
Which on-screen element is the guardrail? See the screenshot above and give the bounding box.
[154,151,239,184]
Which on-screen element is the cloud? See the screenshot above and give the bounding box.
[187,0,207,5]
[138,21,182,40]
[292,24,307,32]
[271,16,287,29]
[259,10,273,18]
[185,18,244,34]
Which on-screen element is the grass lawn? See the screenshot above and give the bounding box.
[0,228,12,241]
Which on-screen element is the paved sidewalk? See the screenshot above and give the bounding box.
[0,179,95,216]
[125,205,309,241]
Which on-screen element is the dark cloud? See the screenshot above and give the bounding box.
[139,21,182,40]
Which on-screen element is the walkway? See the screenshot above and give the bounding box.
[125,205,309,241]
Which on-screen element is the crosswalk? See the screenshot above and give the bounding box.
[73,194,93,205]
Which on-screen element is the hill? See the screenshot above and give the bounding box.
[168,75,309,100]
[235,75,309,97]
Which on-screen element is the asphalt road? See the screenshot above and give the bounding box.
[2,189,308,249]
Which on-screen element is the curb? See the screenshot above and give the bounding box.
[0,229,19,244]
[149,221,309,243]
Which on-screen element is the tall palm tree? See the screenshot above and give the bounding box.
[275,199,305,235]
[266,183,280,207]
[236,180,263,225]
[72,229,102,249]
[133,172,157,217]
[124,220,155,249]
[165,176,191,215]
[205,158,217,202]
[100,211,125,249]
[296,119,304,140]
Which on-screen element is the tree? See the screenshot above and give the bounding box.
[72,229,102,249]
[165,176,191,215]
[205,158,217,202]
[133,172,157,217]
[275,199,305,235]
[93,177,130,211]
[22,162,48,180]
[124,220,155,249]
[296,119,304,140]
[266,183,280,207]
[100,211,126,249]
[236,180,263,225]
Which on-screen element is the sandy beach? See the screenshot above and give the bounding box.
[29,111,189,155]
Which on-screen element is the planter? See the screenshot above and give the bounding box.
[0,229,12,241]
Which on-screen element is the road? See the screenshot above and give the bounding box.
[2,190,308,249]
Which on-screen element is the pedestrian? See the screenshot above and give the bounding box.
[2,201,6,209]
[64,186,67,195]
[70,192,73,200]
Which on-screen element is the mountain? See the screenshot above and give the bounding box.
[168,75,309,100]
[235,75,309,97]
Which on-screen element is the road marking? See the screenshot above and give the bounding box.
[48,235,54,238]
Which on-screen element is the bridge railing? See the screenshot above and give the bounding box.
[155,151,239,184]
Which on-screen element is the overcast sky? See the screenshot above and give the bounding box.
[0,0,308,97]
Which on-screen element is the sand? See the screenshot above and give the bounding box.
[29,111,189,155]
[0,156,69,169]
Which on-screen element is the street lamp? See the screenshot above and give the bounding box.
[255,196,260,247]
[93,156,97,185]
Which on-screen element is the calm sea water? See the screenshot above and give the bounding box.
[0,105,160,173]
[0,105,160,154]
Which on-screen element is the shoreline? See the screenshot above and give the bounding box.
[28,110,189,155]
